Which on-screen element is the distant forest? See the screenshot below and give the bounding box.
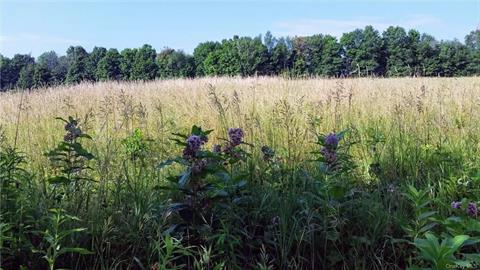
[1,25,480,91]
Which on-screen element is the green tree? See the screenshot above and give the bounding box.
[156,48,195,78]
[340,26,385,76]
[465,30,480,75]
[66,46,90,84]
[382,26,414,76]
[271,37,293,75]
[417,34,440,76]
[120,48,137,80]
[0,55,13,91]
[131,44,158,81]
[87,47,107,81]
[33,63,52,88]
[193,41,220,76]
[16,64,35,89]
[51,56,69,85]
[438,40,470,76]
[96,48,122,81]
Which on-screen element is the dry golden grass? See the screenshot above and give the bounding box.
[1,76,479,169]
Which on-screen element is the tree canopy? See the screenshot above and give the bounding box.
[1,26,479,91]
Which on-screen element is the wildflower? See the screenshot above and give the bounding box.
[212,144,222,153]
[261,145,275,162]
[387,184,396,193]
[467,202,477,217]
[183,135,203,160]
[324,133,339,149]
[320,147,337,165]
[228,128,244,147]
[451,201,461,209]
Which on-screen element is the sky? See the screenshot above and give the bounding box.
[1,0,480,58]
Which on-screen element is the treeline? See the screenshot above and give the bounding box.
[1,25,480,91]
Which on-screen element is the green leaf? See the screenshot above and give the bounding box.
[48,176,70,185]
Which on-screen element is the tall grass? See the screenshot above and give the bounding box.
[1,76,479,269]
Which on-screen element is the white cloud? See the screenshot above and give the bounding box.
[273,14,442,37]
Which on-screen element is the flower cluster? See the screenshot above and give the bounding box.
[321,132,340,167]
[228,128,244,147]
[183,135,207,160]
[467,202,478,217]
[261,145,275,162]
[451,201,461,209]
[224,128,244,156]
[451,201,478,217]
[64,120,82,142]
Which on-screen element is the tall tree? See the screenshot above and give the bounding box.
[417,34,440,76]
[0,55,13,91]
[340,26,385,76]
[33,63,52,88]
[52,56,69,84]
[382,26,414,76]
[120,48,137,80]
[16,64,35,89]
[131,44,158,81]
[465,30,480,75]
[438,40,470,76]
[66,46,90,84]
[271,37,293,75]
[87,47,107,81]
[157,48,195,78]
[193,41,220,76]
[96,48,122,81]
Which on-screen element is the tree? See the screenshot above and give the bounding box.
[52,56,69,85]
[66,46,90,84]
[382,26,414,76]
[271,37,293,75]
[438,40,470,76]
[340,26,385,76]
[33,63,52,88]
[96,48,122,81]
[0,55,13,91]
[465,30,480,75]
[319,35,343,76]
[235,36,269,76]
[16,64,35,89]
[417,34,440,76]
[87,47,107,81]
[131,44,158,81]
[4,54,35,89]
[120,48,137,80]
[156,48,195,78]
[193,41,220,76]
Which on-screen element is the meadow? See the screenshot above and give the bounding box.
[1,77,479,269]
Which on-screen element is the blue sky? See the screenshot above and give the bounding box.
[1,0,479,57]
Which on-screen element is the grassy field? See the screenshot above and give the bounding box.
[1,77,480,269]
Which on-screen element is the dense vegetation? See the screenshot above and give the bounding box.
[1,26,480,91]
[0,77,479,269]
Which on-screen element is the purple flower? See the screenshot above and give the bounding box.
[451,201,461,209]
[321,147,337,165]
[324,133,339,149]
[212,144,222,153]
[183,135,203,160]
[228,128,244,147]
[467,202,477,217]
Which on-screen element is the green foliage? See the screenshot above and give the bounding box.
[66,46,91,84]
[156,48,195,78]
[131,44,158,81]
[341,25,385,76]
[96,48,122,81]
[46,116,95,188]
[34,208,91,270]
